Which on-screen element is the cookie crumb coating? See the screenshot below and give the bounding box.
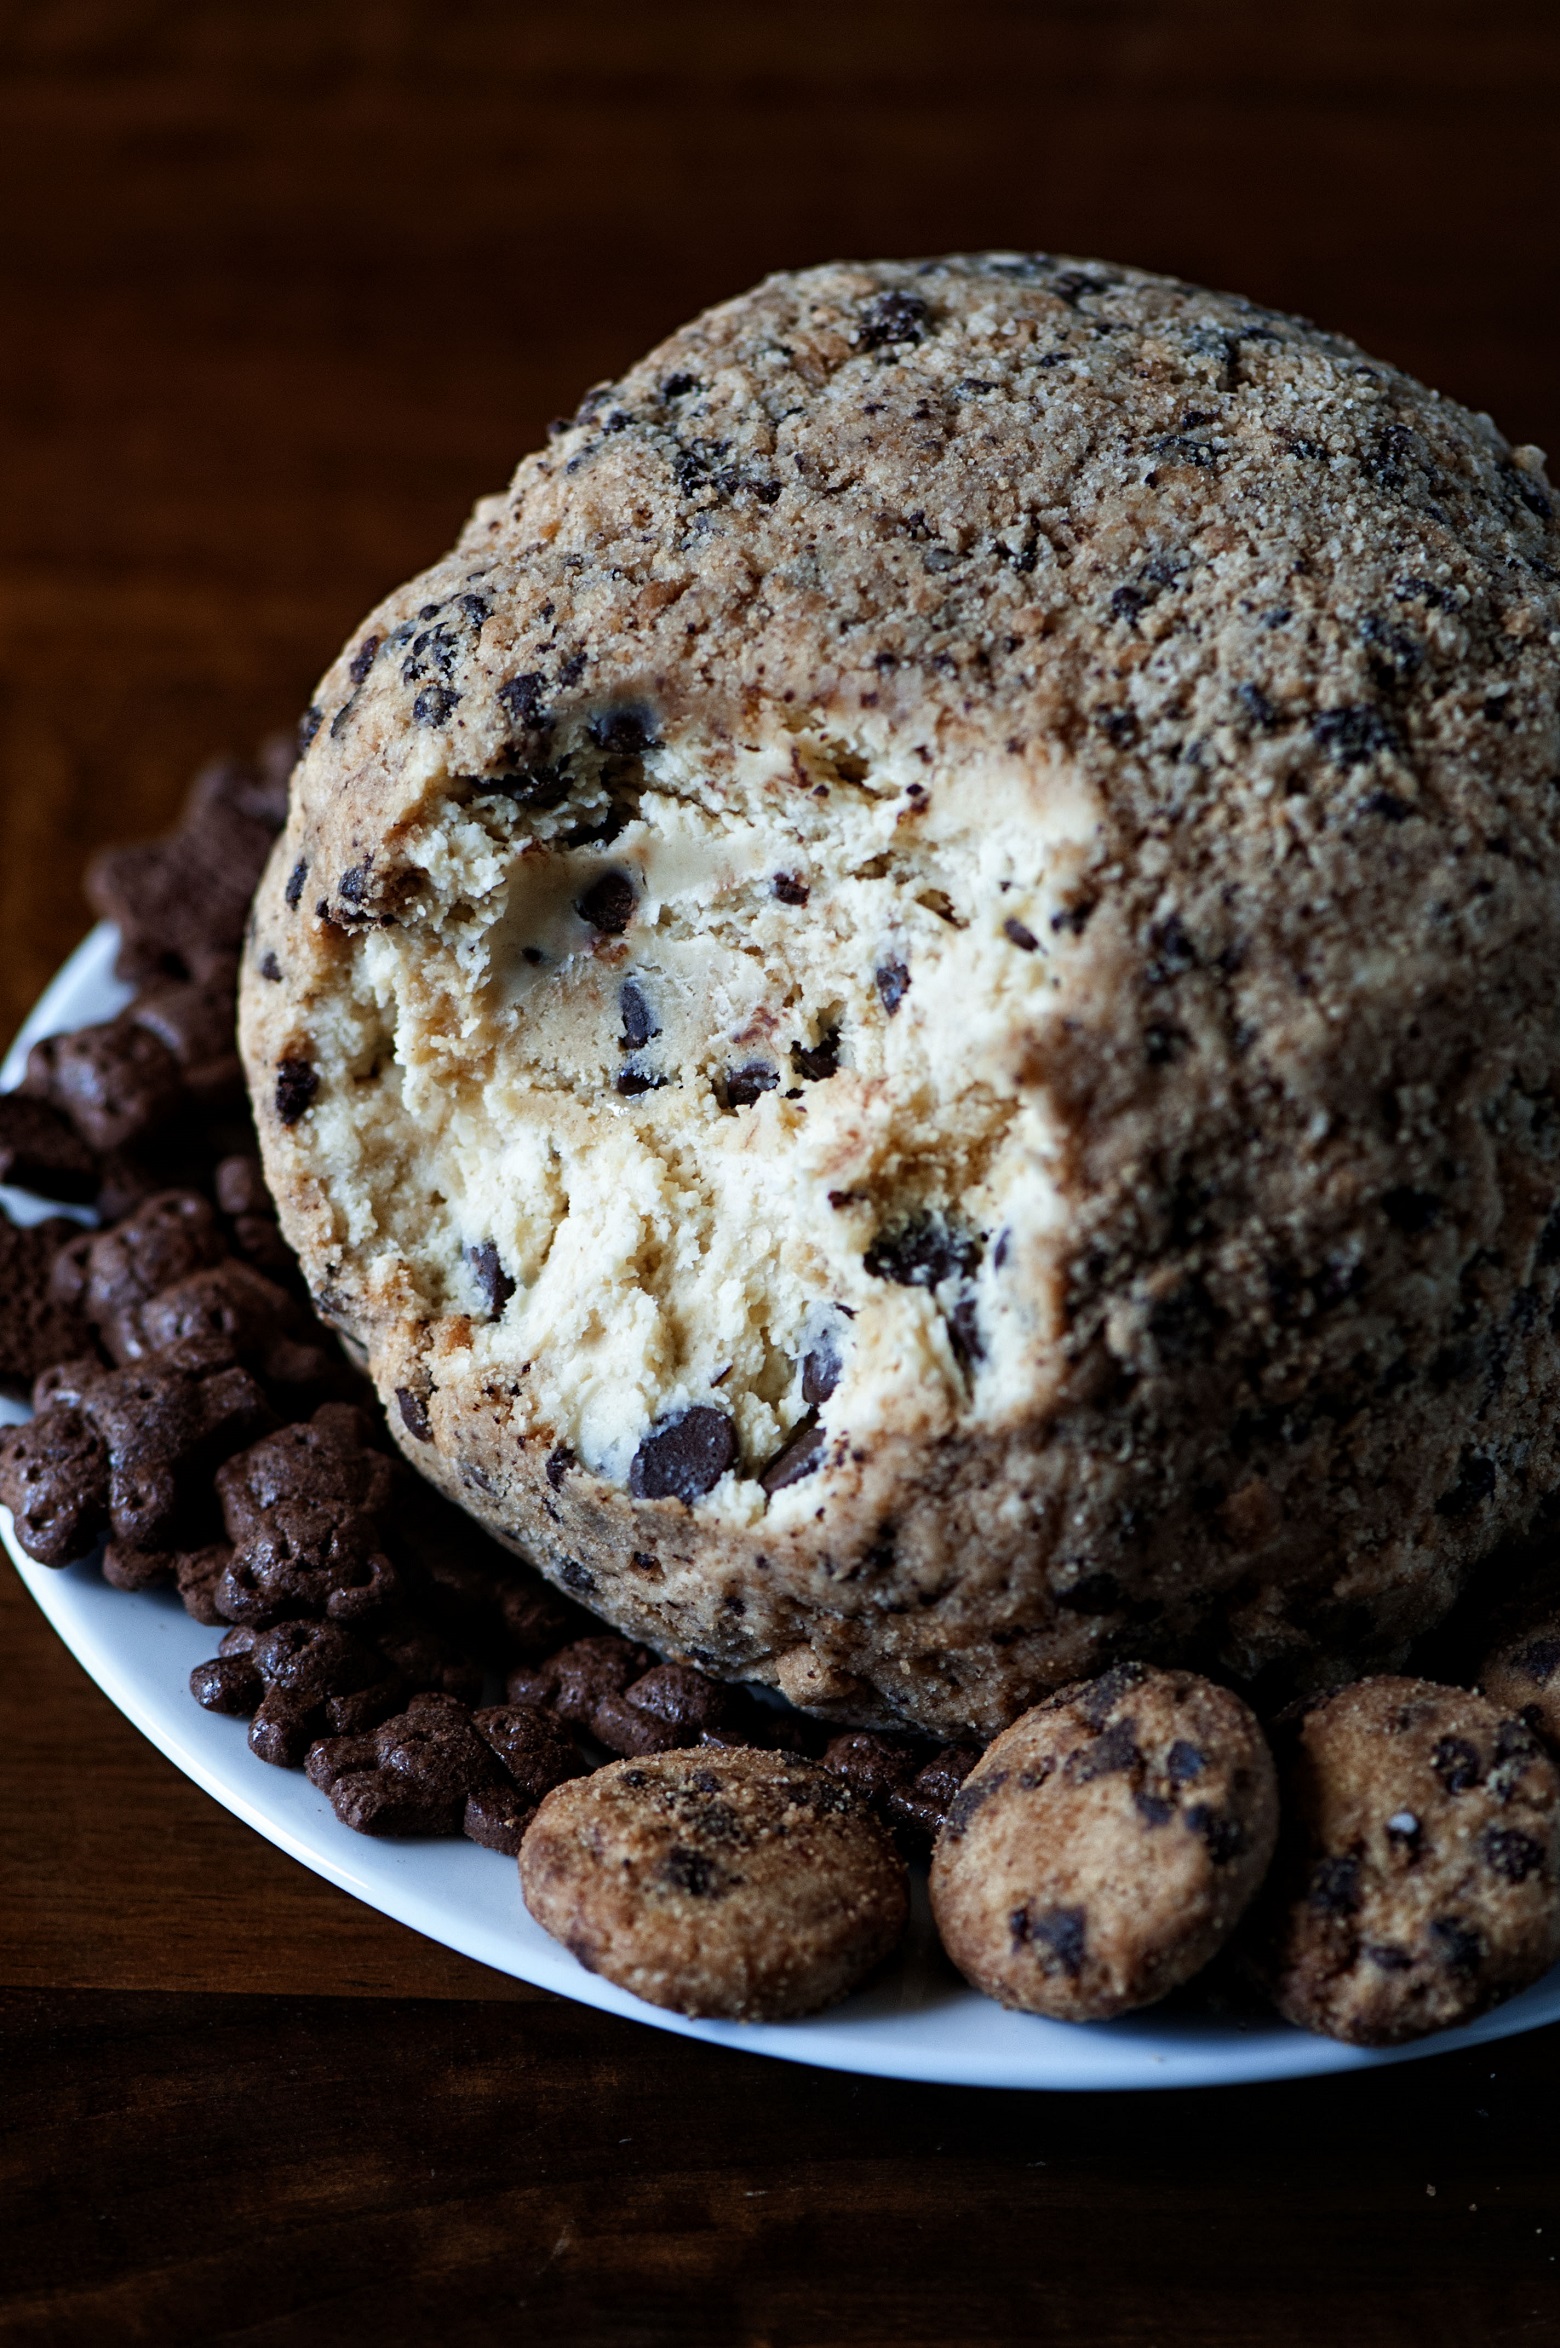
[929,1663,1277,2019]
[241,253,1560,1738]
[1243,1675,1560,2045]
[519,1747,909,2018]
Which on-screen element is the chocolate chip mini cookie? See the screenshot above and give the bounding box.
[1478,1609,1560,1751]
[1243,1676,1560,2044]
[241,255,1560,1739]
[929,1662,1277,2019]
[518,1746,908,2017]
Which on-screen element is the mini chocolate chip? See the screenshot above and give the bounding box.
[396,1387,433,1443]
[1429,1917,1485,1973]
[725,1062,778,1109]
[413,685,461,727]
[588,705,658,755]
[629,1406,738,1503]
[1184,1805,1245,1864]
[1013,1902,1087,1978]
[258,951,282,982]
[1482,1826,1546,1883]
[1166,1740,1206,1786]
[1308,1853,1362,1915]
[559,1558,596,1594]
[1494,1718,1541,1768]
[1312,704,1398,767]
[1432,1735,1485,1795]
[576,871,636,934]
[801,1329,842,1407]
[1365,1942,1416,1972]
[791,1028,841,1083]
[875,960,910,1016]
[760,1415,824,1495]
[1076,1661,1150,1725]
[662,1845,725,1898]
[619,978,658,1050]
[772,873,809,906]
[284,859,308,909]
[945,1769,1010,1839]
[863,1213,979,1289]
[347,635,380,685]
[1513,1637,1560,1687]
[465,1240,515,1321]
[661,372,700,400]
[1362,789,1413,822]
[1135,1791,1174,1827]
[274,1058,318,1125]
[615,1065,667,1097]
[545,1445,575,1490]
[496,669,549,729]
[1003,918,1038,952]
[297,707,323,752]
[856,289,930,351]
[1067,1718,1141,1783]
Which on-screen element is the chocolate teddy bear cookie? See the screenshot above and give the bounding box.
[506,1632,759,1756]
[929,1662,1277,2020]
[0,1214,95,1400]
[519,1747,909,2017]
[1241,1676,1560,2045]
[306,1690,585,1851]
[0,1349,273,1565]
[86,742,290,988]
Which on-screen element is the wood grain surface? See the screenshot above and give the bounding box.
[2,4,1559,2340]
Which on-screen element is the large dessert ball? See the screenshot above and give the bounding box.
[241,255,1560,1738]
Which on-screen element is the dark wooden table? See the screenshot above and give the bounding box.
[4,6,1560,2339]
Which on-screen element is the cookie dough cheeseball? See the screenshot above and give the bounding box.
[241,254,1560,1741]
[930,1663,1278,2019]
[519,1747,908,2019]
[1243,1676,1560,2045]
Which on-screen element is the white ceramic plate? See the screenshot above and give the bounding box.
[9,925,1560,2088]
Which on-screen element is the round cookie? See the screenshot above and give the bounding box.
[1478,1609,1560,1750]
[929,1662,1278,2020]
[518,1746,908,2018]
[1243,1675,1560,2044]
[241,254,1560,1740]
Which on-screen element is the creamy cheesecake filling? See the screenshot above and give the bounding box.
[302,719,1099,1510]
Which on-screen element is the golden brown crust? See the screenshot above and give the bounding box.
[1242,1675,1560,2044]
[241,254,1560,1738]
[517,1746,908,2018]
[929,1663,1277,2018]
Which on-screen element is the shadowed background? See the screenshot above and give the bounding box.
[3,4,1559,2341]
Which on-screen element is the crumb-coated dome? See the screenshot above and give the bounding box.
[239,254,1560,1738]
